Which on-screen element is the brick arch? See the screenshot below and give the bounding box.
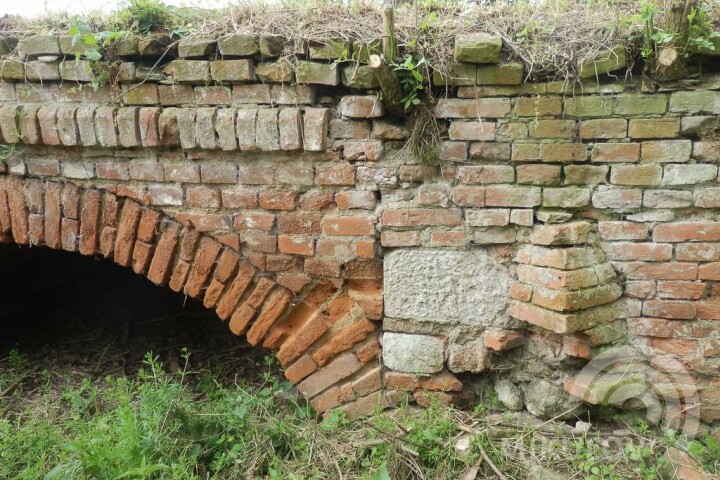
[0,174,386,417]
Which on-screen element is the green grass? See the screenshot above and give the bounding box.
[0,349,718,480]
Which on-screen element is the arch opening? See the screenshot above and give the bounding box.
[0,243,271,384]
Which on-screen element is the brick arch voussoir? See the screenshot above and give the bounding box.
[0,174,385,416]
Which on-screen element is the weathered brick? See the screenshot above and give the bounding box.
[457,165,514,184]
[641,140,691,163]
[614,94,667,115]
[296,61,339,86]
[195,107,217,149]
[382,208,462,227]
[303,108,328,151]
[564,165,608,185]
[564,96,613,117]
[339,96,384,119]
[448,121,495,141]
[218,34,258,56]
[628,118,679,139]
[434,98,510,118]
[529,119,576,138]
[453,33,501,63]
[654,222,720,242]
[662,164,717,185]
[485,186,541,207]
[578,119,627,139]
[542,187,590,208]
[592,143,640,163]
[669,91,720,114]
[278,108,302,150]
[610,164,662,186]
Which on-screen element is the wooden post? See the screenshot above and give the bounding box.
[382,5,396,61]
[369,54,404,117]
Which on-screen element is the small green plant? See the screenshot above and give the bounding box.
[68,19,124,90]
[391,53,427,111]
[633,0,720,60]
[0,143,16,161]
[117,0,172,34]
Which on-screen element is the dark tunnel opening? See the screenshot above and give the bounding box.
[0,243,270,385]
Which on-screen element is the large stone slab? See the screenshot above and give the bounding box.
[384,249,512,326]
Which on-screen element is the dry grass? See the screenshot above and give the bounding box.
[2,1,719,80]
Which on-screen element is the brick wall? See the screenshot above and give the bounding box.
[1,32,719,421]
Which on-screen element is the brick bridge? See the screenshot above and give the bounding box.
[1,32,720,422]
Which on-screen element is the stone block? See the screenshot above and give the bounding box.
[384,249,512,326]
[178,37,216,58]
[577,46,626,78]
[383,332,444,374]
[18,35,60,57]
[256,61,294,83]
[218,34,258,56]
[210,60,254,82]
[296,61,339,85]
[453,33,502,63]
[163,60,210,83]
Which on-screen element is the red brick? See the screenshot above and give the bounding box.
[187,187,221,210]
[305,258,342,277]
[165,163,200,183]
[428,231,469,247]
[653,222,720,242]
[266,254,303,273]
[278,234,314,256]
[259,191,297,210]
[485,186,541,207]
[43,182,62,249]
[62,183,81,220]
[591,142,640,163]
[625,281,656,299]
[648,337,697,355]
[598,221,648,240]
[27,214,43,246]
[699,262,720,280]
[229,304,256,335]
[61,218,79,251]
[277,273,312,292]
[316,166,356,186]
[132,240,155,274]
[138,107,160,147]
[355,240,375,258]
[147,223,181,285]
[285,354,319,384]
[79,190,100,255]
[697,299,720,320]
[323,215,375,236]
[457,165,514,184]
[451,187,485,207]
[201,164,238,184]
[113,200,142,267]
[335,191,376,210]
[299,191,336,210]
[247,287,294,345]
[382,229,422,247]
[616,262,698,280]
[214,248,240,282]
[657,281,706,300]
[222,189,257,209]
[604,242,672,261]
[676,243,720,262]
[382,208,462,227]
[484,330,526,351]
[312,318,375,367]
[234,212,275,232]
[96,162,130,181]
[278,213,322,235]
[215,261,256,319]
[184,237,222,299]
[642,300,696,320]
[241,234,277,253]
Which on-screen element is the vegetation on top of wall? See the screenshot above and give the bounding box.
[0,0,718,82]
